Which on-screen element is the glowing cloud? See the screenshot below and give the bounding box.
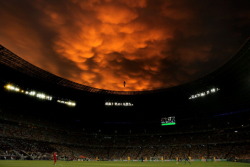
[0,0,249,91]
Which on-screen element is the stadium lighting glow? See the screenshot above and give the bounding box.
[5,84,52,101]
[4,83,76,107]
[28,91,36,96]
[189,87,220,99]
[5,84,20,92]
[36,93,53,100]
[57,100,76,107]
[105,102,133,106]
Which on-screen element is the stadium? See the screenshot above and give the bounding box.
[0,1,250,166]
[0,34,250,167]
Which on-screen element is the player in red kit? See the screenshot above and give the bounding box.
[53,152,57,165]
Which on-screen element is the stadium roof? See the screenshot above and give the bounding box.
[0,37,250,96]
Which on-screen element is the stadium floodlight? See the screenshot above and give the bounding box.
[189,87,220,100]
[37,93,46,99]
[211,88,216,93]
[5,84,14,90]
[105,101,133,106]
[5,84,21,92]
[47,96,53,101]
[66,101,74,106]
[36,93,52,100]
[29,91,36,96]
[14,87,18,91]
[57,99,76,107]
[4,83,74,106]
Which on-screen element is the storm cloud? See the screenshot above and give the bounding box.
[0,0,249,91]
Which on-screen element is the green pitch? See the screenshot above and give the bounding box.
[0,160,250,167]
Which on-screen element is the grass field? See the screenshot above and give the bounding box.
[0,160,250,167]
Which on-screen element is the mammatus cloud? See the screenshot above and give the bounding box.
[0,0,249,91]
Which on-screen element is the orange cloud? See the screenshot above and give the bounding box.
[96,5,138,24]
[0,0,249,91]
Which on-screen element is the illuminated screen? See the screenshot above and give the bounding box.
[161,116,176,126]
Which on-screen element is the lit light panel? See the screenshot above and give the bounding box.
[4,83,76,107]
[57,100,76,107]
[105,102,133,107]
[189,87,220,100]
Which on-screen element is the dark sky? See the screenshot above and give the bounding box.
[0,0,249,91]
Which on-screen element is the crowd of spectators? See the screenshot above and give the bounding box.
[0,117,249,161]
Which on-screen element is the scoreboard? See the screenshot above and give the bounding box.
[161,116,176,126]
